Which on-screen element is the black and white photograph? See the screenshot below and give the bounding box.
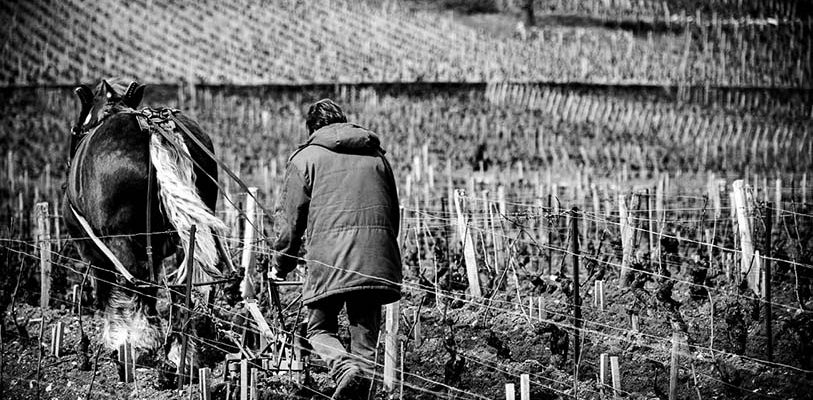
[0,0,812,399]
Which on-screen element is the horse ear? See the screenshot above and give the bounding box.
[72,85,94,133]
[122,82,145,108]
[73,85,93,106]
[102,80,116,99]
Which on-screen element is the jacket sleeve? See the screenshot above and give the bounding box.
[381,154,400,236]
[272,161,311,275]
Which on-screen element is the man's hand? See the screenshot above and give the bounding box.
[268,266,286,282]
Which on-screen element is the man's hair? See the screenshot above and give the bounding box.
[306,98,347,134]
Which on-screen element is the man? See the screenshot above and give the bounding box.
[270,99,402,399]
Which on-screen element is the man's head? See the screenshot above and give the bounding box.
[306,99,347,134]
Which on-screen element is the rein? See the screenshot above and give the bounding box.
[145,151,155,283]
[69,105,263,288]
[166,114,276,220]
[78,106,273,228]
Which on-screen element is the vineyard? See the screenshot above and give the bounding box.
[529,0,813,20]
[1,82,812,399]
[2,0,813,400]
[1,0,812,86]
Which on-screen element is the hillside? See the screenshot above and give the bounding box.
[1,0,810,86]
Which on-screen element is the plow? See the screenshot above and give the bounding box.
[221,279,311,397]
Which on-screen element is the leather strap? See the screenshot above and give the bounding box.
[167,115,275,221]
[69,202,136,283]
[145,148,156,283]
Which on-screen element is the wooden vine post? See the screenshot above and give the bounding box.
[453,189,482,298]
[413,308,422,347]
[260,159,269,204]
[669,331,688,400]
[118,342,134,383]
[50,321,64,357]
[537,297,544,320]
[548,193,554,275]
[178,225,197,389]
[399,341,405,399]
[728,190,737,282]
[610,355,621,399]
[646,189,655,259]
[199,367,212,400]
[35,202,51,309]
[71,284,79,314]
[497,185,507,216]
[241,187,258,299]
[440,201,453,299]
[520,373,530,400]
[599,353,608,396]
[594,280,605,311]
[250,367,258,400]
[732,180,757,293]
[446,159,455,244]
[656,175,665,231]
[708,173,722,219]
[52,201,61,251]
[764,203,773,362]
[570,208,581,390]
[414,197,422,273]
[618,195,633,287]
[240,359,249,400]
[505,383,515,400]
[491,200,504,275]
[383,301,400,392]
[591,184,600,240]
[774,178,781,220]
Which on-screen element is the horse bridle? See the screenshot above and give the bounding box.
[71,82,145,136]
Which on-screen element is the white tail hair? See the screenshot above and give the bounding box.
[150,126,227,286]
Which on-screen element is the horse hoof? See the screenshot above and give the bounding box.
[211,382,230,400]
[134,348,163,369]
[157,363,177,390]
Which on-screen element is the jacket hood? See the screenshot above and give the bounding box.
[306,123,382,153]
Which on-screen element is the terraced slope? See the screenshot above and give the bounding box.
[531,0,812,20]
[0,0,810,86]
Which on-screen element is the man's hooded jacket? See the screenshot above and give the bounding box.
[272,123,402,305]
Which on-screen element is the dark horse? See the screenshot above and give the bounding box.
[63,78,228,376]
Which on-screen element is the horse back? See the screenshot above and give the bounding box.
[66,111,219,231]
[67,113,151,231]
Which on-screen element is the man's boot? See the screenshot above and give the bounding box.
[333,366,369,400]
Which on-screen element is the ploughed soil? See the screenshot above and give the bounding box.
[3,257,813,400]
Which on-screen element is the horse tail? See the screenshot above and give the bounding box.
[149,127,227,286]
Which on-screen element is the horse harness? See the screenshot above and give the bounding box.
[69,102,270,293]
[68,106,200,287]
[67,89,306,373]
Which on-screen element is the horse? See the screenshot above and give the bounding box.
[63,77,230,380]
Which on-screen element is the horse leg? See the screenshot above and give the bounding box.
[61,200,103,310]
[164,261,220,381]
[63,201,164,370]
[165,289,211,380]
[95,237,164,363]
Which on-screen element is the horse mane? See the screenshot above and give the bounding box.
[148,116,227,286]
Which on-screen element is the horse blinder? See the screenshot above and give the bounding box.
[72,85,94,134]
[122,82,146,109]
